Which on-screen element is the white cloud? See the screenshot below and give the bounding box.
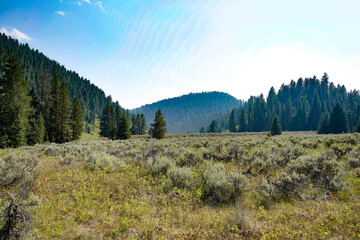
[0,27,32,42]
[75,1,82,6]
[83,0,91,4]
[56,11,65,16]
[96,1,104,12]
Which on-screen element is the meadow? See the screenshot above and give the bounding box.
[1,132,359,239]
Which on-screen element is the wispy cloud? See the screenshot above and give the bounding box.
[75,1,82,6]
[0,27,32,41]
[96,1,104,12]
[83,0,91,4]
[56,11,65,16]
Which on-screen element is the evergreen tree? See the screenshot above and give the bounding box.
[71,97,83,141]
[100,104,110,137]
[238,108,247,132]
[317,112,330,134]
[307,92,321,130]
[356,118,360,133]
[48,72,61,142]
[117,111,131,140]
[199,127,206,133]
[0,55,32,148]
[209,120,219,133]
[115,102,122,138]
[151,109,167,139]
[58,81,71,143]
[108,106,117,140]
[130,114,137,135]
[35,113,45,144]
[228,109,237,132]
[139,114,146,135]
[329,103,348,134]
[270,115,282,136]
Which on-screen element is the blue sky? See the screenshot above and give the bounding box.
[1,0,360,108]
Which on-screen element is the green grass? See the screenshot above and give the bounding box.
[1,132,360,239]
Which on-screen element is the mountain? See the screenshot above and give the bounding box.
[203,74,360,133]
[0,33,110,125]
[132,91,242,134]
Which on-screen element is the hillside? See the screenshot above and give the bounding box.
[132,91,242,134]
[0,33,110,125]
[204,74,360,133]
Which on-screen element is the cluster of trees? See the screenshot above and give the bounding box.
[100,106,167,140]
[0,56,83,148]
[204,73,360,134]
[0,33,108,128]
[99,102,131,140]
[133,92,241,134]
[130,113,146,135]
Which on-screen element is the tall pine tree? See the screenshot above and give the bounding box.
[270,115,282,136]
[58,81,71,143]
[0,55,32,148]
[151,109,167,139]
[228,109,237,132]
[329,103,348,134]
[117,111,131,140]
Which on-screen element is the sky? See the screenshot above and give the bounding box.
[1,0,360,109]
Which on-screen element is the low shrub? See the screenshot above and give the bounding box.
[146,156,175,175]
[347,147,360,169]
[288,152,345,191]
[167,166,194,189]
[203,162,248,204]
[85,152,126,172]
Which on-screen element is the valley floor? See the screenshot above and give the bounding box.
[1,132,360,239]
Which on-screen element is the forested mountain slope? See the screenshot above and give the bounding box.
[204,74,360,133]
[132,92,242,134]
[0,33,109,125]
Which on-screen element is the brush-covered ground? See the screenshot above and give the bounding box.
[1,132,360,239]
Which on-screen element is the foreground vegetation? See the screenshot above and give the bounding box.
[1,132,360,239]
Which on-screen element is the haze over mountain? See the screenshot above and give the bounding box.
[132,92,242,134]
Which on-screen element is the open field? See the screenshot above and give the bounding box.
[1,132,360,239]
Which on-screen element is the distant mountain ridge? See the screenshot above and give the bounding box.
[132,91,242,134]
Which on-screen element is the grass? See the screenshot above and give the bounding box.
[1,132,360,239]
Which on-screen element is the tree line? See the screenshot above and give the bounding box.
[204,73,360,134]
[0,56,83,148]
[100,105,167,140]
[0,33,108,129]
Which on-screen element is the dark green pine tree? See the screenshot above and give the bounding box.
[0,55,32,148]
[130,114,137,135]
[108,105,117,140]
[209,120,219,133]
[356,118,360,133]
[35,113,45,144]
[151,109,167,139]
[329,103,348,134]
[139,114,146,135]
[115,102,122,138]
[58,81,71,143]
[199,127,206,133]
[307,92,321,131]
[71,97,83,141]
[48,72,61,142]
[228,109,237,132]
[117,111,131,140]
[317,112,330,134]
[100,104,110,138]
[238,107,247,132]
[270,115,282,136]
